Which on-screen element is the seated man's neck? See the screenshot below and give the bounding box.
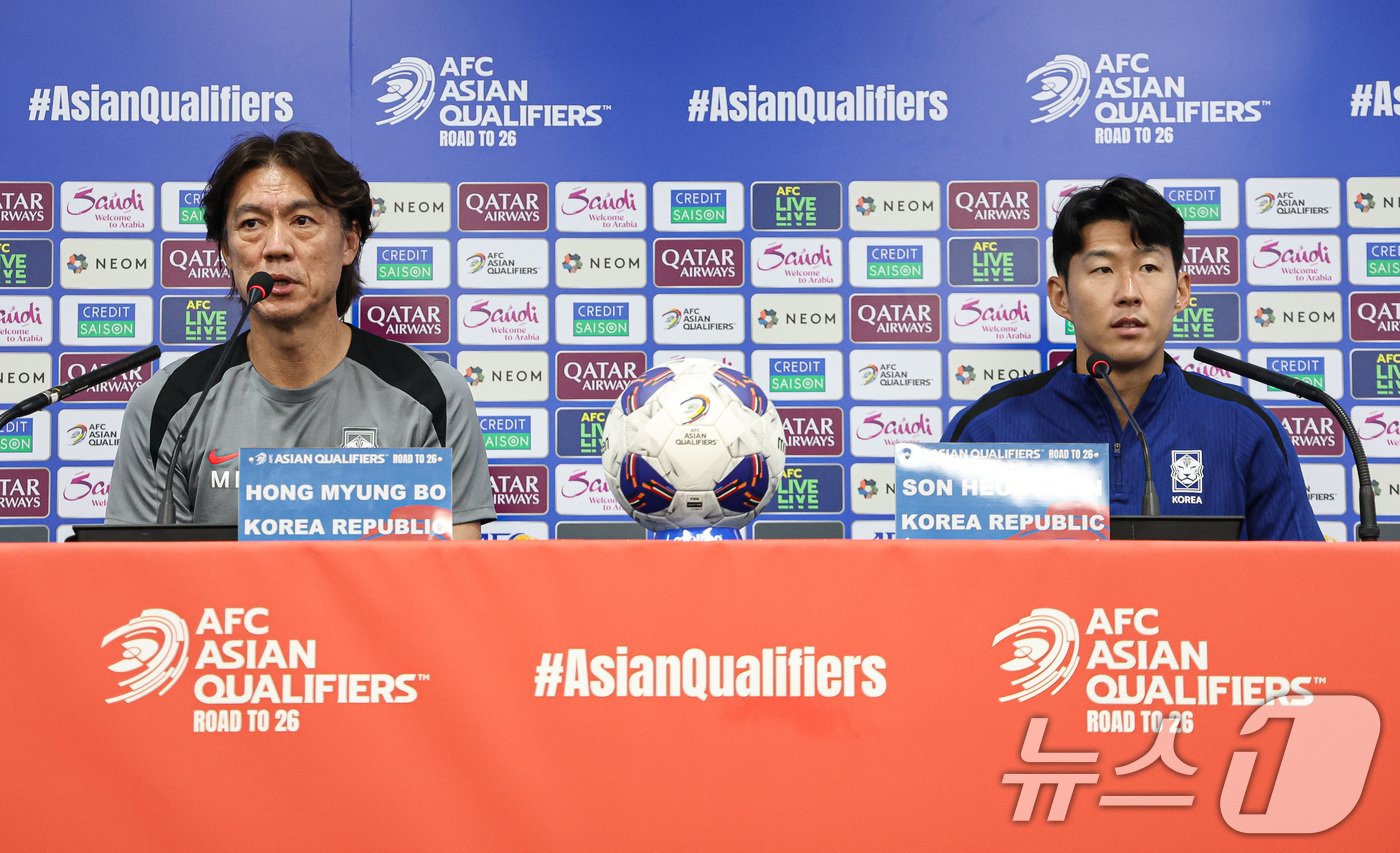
[247,315,352,389]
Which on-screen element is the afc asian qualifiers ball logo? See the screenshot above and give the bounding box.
[993,608,1080,702]
[373,57,436,125]
[101,609,190,703]
[1026,54,1091,124]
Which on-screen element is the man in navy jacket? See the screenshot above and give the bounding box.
[944,177,1321,540]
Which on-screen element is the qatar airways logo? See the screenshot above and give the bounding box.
[554,182,646,231]
[948,293,1039,343]
[750,238,842,288]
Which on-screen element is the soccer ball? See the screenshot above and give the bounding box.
[600,357,786,530]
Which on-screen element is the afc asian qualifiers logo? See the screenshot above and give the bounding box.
[993,608,1080,702]
[1027,55,1091,123]
[101,609,190,703]
[373,57,436,125]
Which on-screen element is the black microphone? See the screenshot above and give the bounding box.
[1194,347,1380,541]
[1087,351,1161,515]
[155,272,272,524]
[0,346,161,430]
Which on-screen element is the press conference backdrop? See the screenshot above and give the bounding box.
[2,0,1399,542]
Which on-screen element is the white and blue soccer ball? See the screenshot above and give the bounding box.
[600,357,786,531]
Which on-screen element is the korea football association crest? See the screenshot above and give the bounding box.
[342,427,379,449]
[1171,449,1204,494]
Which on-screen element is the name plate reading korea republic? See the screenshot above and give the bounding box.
[238,448,453,541]
[895,442,1109,540]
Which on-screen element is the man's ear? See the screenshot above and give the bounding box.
[1048,274,1072,323]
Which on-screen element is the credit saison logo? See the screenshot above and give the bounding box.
[1164,185,1221,222]
[867,244,921,279]
[376,244,433,281]
[669,188,726,225]
[1368,242,1400,277]
[1264,355,1327,393]
[573,301,629,337]
[78,301,135,338]
[0,182,54,231]
[480,413,534,453]
[0,239,54,287]
[768,357,827,393]
[178,188,204,225]
[0,418,34,453]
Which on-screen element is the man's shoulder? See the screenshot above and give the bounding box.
[946,364,1064,440]
[1174,368,1290,455]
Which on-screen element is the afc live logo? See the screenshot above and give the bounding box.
[751,182,842,231]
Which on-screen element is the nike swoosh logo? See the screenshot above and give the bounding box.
[207,449,239,465]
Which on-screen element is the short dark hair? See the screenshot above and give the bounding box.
[1051,177,1185,283]
[203,131,374,316]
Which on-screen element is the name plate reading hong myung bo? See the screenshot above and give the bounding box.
[238,448,454,541]
[895,443,1110,540]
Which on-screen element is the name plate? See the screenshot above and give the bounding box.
[895,443,1109,540]
[238,448,454,541]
